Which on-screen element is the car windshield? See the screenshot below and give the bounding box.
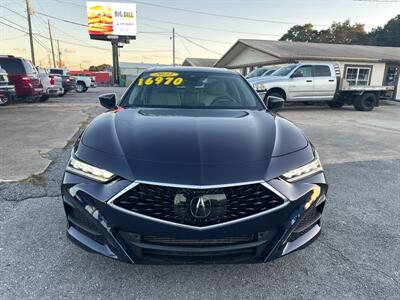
[262,69,277,76]
[272,65,297,77]
[0,58,25,75]
[245,68,268,79]
[50,69,63,75]
[121,71,264,110]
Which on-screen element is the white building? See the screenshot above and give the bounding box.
[182,58,218,67]
[215,40,400,100]
[119,62,170,84]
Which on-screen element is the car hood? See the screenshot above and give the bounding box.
[250,76,287,85]
[77,108,309,185]
[247,75,275,83]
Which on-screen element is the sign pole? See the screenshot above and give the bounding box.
[111,40,119,86]
[172,27,176,66]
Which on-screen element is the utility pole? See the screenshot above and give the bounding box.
[57,40,62,67]
[48,20,56,67]
[25,0,35,65]
[172,27,176,66]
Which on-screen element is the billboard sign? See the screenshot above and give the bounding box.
[87,1,136,41]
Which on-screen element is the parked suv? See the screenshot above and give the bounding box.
[0,56,43,102]
[0,65,16,106]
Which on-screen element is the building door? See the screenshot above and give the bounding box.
[384,64,400,100]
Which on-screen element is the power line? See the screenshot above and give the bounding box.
[141,17,282,37]
[135,1,330,27]
[0,34,27,42]
[354,0,400,2]
[176,33,221,56]
[0,17,177,54]
[0,18,50,52]
[0,5,26,19]
[35,11,170,35]
[140,21,234,45]
[35,11,87,27]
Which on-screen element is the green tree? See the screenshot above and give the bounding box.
[88,64,112,71]
[280,20,367,44]
[280,16,400,47]
[279,23,320,42]
[365,15,400,47]
[323,20,367,44]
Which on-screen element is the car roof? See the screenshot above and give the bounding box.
[144,66,235,75]
[0,55,25,61]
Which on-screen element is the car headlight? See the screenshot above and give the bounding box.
[281,159,323,182]
[253,83,267,92]
[66,157,114,182]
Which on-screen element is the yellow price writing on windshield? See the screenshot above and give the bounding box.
[138,76,184,86]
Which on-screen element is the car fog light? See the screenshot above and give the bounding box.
[304,186,321,209]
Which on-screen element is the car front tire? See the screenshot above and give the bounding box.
[76,82,87,93]
[327,100,344,108]
[38,94,50,102]
[0,94,11,106]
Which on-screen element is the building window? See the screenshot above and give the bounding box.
[345,66,371,86]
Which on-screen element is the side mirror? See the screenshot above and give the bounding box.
[99,93,117,110]
[265,95,284,111]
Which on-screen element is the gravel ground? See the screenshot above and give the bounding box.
[0,90,399,299]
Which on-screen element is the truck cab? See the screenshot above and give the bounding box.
[251,63,338,102]
[251,63,392,111]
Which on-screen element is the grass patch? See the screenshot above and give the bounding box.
[64,138,76,149]
[22,174,47,187]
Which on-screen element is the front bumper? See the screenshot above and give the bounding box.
[61,171,327,264]
[0,85,16,98]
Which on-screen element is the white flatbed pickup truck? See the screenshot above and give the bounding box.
[50,68,96,93]
[251,63,394,111]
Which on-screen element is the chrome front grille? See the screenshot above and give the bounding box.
[111,182,284,227]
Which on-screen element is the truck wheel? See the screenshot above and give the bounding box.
[353,93,377,111]
[0,95,11,106]
[38,94,50,102]
[76,82,87,93]
[327,100,344,108]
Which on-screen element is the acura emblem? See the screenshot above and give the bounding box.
[190,196,212,219]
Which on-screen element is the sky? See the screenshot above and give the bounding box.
[0,0,399,69]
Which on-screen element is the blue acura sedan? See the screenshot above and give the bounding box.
[61,67,327,264]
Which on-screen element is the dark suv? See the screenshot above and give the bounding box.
[0,56,43,101]
[0,65,16,106]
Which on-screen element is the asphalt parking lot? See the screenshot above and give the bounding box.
[0,88,399,299]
